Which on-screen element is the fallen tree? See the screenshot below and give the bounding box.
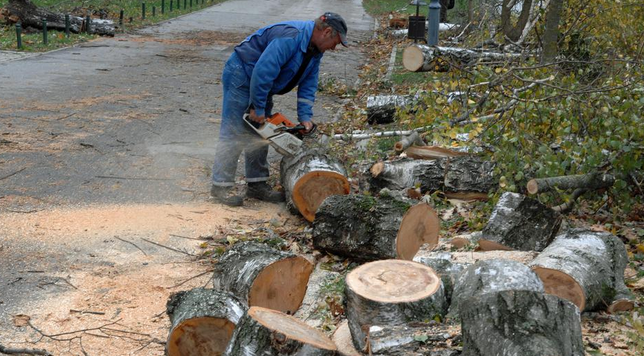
[165,288,246,356]
[394,131,426,154]
[2,0,115,36]
[404,145,467,160]
[312,195,439,261]
[529,228,635,313]
[212,242,313,315]
[402,45,525,72]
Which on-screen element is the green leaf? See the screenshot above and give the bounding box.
[414,335,429,343]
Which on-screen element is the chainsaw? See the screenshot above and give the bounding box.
[244,112,317,157]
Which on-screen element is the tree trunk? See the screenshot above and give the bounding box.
[443,155,496,199]
[541,0,564,63]
[402,45,524,72]
[449,259,544,318]
[529,228,635,312]
[394,131,425,154]
[225,306,337,356]
[212,242,313,315]
[313,195,440,261]
[3,0,115,36]
[345,260,447,352]
[165,288,246,356]
[526,172,615,194]
[461,290,584,356]
[280,147,350,222]
[404,145,467,160]
[501,0,533,42]
[414,253,470,304]
[479,192,562,251]
[366,95,417,125]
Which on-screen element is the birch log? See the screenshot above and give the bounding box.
[479,192,562,251]
[394,131,426,154]
[212,242,313,315]
[404,145,467,160]
[225,306,337,356]
[280,147,350,222]
[312,195,440,261]
[402,45,524,72]
[345,260,447,352]
[460,290,584,356]
[414,253,469,304]
[526,172,615,194]
[529,229,635,312]
[166,288,246,356]
[366,95,417,125]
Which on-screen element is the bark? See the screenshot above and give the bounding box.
[449,259,544,318]
[394,131,426,154]
[479,192,562,251]
[529,228,635,312]
[225,307,337,356]
[526,172,615,194]
[359,322,456,355]
[280,147,350,222]
[443,155,496,199]
[165,288,246,356]
[501,0,533,42]
[404,146,467,160]
[312,195,439,261]
[366,95,417,125]
[345,260,447,352]
[461,290,584,356]
[3,0,115,36]
[402,45,524,72]
[414,253,470,304]
[211,242,313,315]
[541,0,564,63]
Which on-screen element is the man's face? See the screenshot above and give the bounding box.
[316,28,342,53]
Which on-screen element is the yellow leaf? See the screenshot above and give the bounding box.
[637,244,644,253]
[467,99,475,105]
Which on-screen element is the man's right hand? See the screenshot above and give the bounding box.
[301,121,314,132]
[248,109,266,124]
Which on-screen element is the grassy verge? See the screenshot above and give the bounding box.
[0,0,227,51]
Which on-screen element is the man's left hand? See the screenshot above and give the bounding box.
[301,121,314,132]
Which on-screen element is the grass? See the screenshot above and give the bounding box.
[0,0,227,51]
[362,0,422,16]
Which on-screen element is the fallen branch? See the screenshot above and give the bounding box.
[114,236,147,256]
[394,131,425,154]
[141,238,195,257]
[167,269,214,289]
[527,172,615,195]
[0,344,51,356]
[0,167,26,181]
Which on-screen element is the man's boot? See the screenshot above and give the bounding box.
[210,185,244,207]
[246,182,285,203]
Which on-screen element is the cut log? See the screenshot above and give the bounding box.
[394,131,426,154]
[526,172,615,194]
[312,195,440,261]
[2,0,115,36]
[225,306,337,356]
[280,147,350,222]
[414,253,469,304]
[166,288,246,356]
[479,192,562,251]
[449,259,544,318]
[402,45,524,72]
[331,320,362,356]
[212,242,313,315]
[345,260,447,352]
[404,145,467,160]
[529,228,635,312]
[442,155,496,200]
[460,290,584,356]
[366,95,417,125]
[447,232,481,249]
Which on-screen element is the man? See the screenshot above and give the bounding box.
[210,12,348,206]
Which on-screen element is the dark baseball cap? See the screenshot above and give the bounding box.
[321,12,348,47]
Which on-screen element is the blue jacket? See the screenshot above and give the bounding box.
[234,21,322,122]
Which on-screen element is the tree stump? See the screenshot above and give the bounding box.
[345,260,447,352]
[449,259,544,318]
[165,288,246,356]
[225,306,337,356]
[460,290,584,356]
[280,147,350,222]
[529,229,635,312]
[212,242,313,315]
[479,192,562,251]
[312,195,440,261]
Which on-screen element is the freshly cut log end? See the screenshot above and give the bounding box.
[526,179,539,195]
[532,267,585,311]
[331,320,361,356]
[477,239,514,251]
[396,203,440,260]
[608,299,636,313]
[226,306,337,355]
[403,45,431,72]
[405,146,467,160]
[166,289,246,356]
[292,171,350,222]
[370,162,385,177]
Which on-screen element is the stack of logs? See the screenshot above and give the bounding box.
[165,131,633,355]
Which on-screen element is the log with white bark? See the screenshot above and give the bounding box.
[394,131,426,154]
[280,147,350,222]
[345,260,447,352]
[313,195,439,261]
[449,259,544,318]
[165,288,246,356]
[224,306,337,356]
[402,45,524,72]
[404,145,467,160]
[366,95,417,125]
[414,252,469,304]
[479,192,562,251]
[460,290,584,356]
[529,228,635,312]
[212,242,313,315]
[443,155,496,200]
[527,172,615,194]
[2,0,115,36]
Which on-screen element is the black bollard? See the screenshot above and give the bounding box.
[65,14,70,37]
[119,9,124,26]
[190,0,192,8]
[142,3,146,20]
[170,0,173,11]
[184,0,187,10]
[16,23,22,49]
[153,6,156,16]
[43,19,48,45]
[162,0,165,14]
[86,15,91,34]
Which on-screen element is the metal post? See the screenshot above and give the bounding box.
[184,0,187,10]
[162,0,165,14]
[65,14,70,37]
[190,0,192,8]
[16,23,22,49]
[119,9,124,26]
[427,0,440,45]
[42,19,48,45]
[86,15,91,33]
[170,0,173,11]
[153,6,156,16]
[142,3,146,20]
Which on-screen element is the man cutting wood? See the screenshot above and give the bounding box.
[210,12,348,206]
